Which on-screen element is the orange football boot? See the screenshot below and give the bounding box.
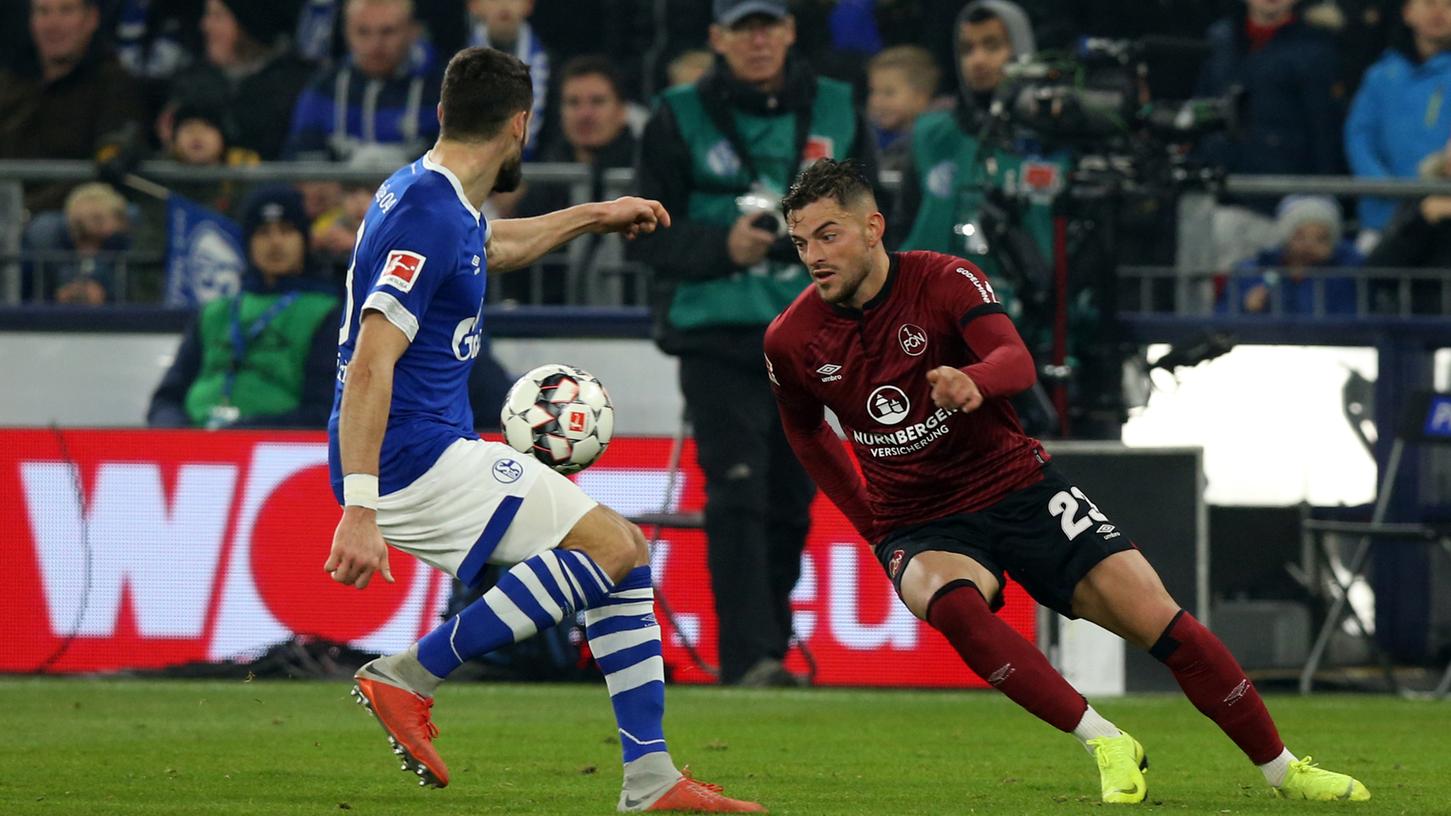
[641,768,766,813]
[351,669,449,788]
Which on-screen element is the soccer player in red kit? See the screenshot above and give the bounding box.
[763,159,1370,805]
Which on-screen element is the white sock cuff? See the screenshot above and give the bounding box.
[1259,747,1296,787]
[1072,705,1122,749]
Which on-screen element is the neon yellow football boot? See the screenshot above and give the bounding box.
[1275,756,1371,801]
[1086,731,1149,804]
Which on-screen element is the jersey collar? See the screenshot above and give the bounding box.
[827,252,900,319]
[421,151,482,223]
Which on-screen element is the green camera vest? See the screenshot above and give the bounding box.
[185,290,339,425]
[898,109,1069,322]
[660,77,858,330]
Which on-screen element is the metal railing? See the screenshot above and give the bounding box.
[3,161,1450,317]
[0,161,658,308]
[1119,266,1451,318]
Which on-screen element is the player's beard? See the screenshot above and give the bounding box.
[493,148,524,193]
[822,257,872,305]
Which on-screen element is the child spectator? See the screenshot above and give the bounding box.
[167,0,313,161]
[163,100,259,211]
[1221,195,1364,315]
[21,182,133,305]
[866,45,940,172]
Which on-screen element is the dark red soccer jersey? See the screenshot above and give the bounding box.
[764,251,1049,534]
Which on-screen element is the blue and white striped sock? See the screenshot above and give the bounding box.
[416,548,614,678]
[585,566,671,764]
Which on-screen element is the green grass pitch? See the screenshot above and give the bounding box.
[0,678,1444,815]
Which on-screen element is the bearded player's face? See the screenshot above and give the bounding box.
[787,197,874,306]
[492,113,529,193]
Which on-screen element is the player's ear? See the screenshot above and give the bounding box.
[865,211,886,248]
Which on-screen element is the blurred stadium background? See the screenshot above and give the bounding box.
[1,0,1449,812]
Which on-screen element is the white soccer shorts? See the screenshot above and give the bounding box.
[376,437,598,587]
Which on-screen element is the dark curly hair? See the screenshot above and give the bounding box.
[780,158,877,222]
[440,47,534,142]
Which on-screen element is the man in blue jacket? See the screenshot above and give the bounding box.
[285,0,440,166]
[1196,0,1343,181]
[1345,0,1451,234]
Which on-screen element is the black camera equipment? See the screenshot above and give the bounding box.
[966,37,1234,438]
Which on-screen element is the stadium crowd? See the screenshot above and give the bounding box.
[1,0,1448,313]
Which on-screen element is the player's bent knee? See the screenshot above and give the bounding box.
[559,505,636,583]
[626,521,650,567]
[898,552,1001,620]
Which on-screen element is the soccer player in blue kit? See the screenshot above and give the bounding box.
[323,47,763,813]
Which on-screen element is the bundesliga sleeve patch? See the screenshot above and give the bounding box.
[380,250,426,292]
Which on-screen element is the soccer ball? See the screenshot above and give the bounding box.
[501,364,615,474]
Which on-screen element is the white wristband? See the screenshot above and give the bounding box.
[343,473,379,510]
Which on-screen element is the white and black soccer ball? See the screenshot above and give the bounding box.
[501,364,615,474]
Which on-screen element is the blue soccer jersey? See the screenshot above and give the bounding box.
[328,154,491,500]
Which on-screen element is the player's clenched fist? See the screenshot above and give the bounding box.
[926,365,984,414]
[594,196,671,239]
[325,508,395,589]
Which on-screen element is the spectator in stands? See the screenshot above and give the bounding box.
[166,101,255,167]
[167,0,313,162]
[631,0,877,687]
[20,181,132,304]
[1345,0,1451,239]
[0,0,145,212]
[1220,195,1363,315]
[866,45,941,173]
[1362,138,1451,312]
[1197,0,1343,178]
[467,0,551,157]
[667,48,713,88]
[111,2,200,78]
[162,100,260,213]
[894,0,1061,323]
[497,55,638,304]
[286,0,440,166]
[312,183,374,268]
[147,186,341,429]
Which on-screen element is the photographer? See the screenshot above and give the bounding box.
[630,0,877,687]
[893,0,1064,326]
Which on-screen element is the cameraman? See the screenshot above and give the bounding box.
[629,0,877,687]
[893,0,1063,327]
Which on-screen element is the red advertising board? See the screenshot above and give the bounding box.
[0,429,1034,686]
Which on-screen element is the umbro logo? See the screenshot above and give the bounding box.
[1224,678,1250,706]
[1097,523,1120,540]
[816,363,843,382]
[987,662,1015,686]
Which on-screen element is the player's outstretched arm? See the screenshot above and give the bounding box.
[326,311,410,590]
[485,197,670,273]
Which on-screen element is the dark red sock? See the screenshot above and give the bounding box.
[1151,610,1284,764]
[926,580,1087,732]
